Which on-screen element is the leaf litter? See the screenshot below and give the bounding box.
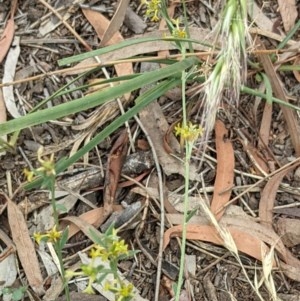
[0,0,300,301]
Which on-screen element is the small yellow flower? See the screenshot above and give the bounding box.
[46,225,62,243]
[36,147,56,176]
[64,270,81,279]
[83,280,95,295]
[33,232,48,245]
[175,122,203,142]
[142,0,161,22]
[23,168,34,182]
[111,240,128,257]
[172,28,187,38]
[33,225,62,244]
[171,18,187,38]
[118,283,134,298]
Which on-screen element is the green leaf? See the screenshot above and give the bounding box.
[59,227,69,249]
[58,37,210,66]
[260,73,273,104]
[25,77,182,189]
[0,57,198,137]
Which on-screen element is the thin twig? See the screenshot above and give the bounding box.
[134,116,165,301]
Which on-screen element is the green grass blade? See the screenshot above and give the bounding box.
[58,37,211,66]
[0,57,198,136]
[260,73,273,104]
[241,85,300,111]
[25,78,181,189]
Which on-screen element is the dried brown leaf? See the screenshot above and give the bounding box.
[163,224,270,262]
[99,0,130,47]
[248,2,275,32]
[139,101,200,180]
[241,136,269,175]
[256,37,300,156]
[62,27,212,76]
[277,0,298,32]
[6,196,44,295]
[259,162,300,227]
[81,8,133,100]
[293,56,300,83]
[259,101,272,148]
[103,130,128,218]
[61,216,104,242]
[63,205,123,239]
[276,217,300,247]
[0,19,15,64]
[210,120,234,220]
[165,212,300,281]
[0,0,18,63]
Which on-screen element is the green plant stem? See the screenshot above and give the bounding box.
[50,178,70,301]
[175,144,191,301]
[54,242,71,301]
[175,33,189,301]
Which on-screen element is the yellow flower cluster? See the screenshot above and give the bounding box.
[174,122,203,142]
[142,0,161,22]
[23,147,56,182]
[171,18,187,38]
[65,228,131,296]
[104,281,134,301]
[34,225,62,245]
[89,238,128,262]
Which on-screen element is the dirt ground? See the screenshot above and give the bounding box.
[1,0,300,301]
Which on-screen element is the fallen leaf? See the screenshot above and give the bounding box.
[62,27,212,76]
[0,88,7,156]
[0,19,15,64]
[138,101,200,181]
[259,162,300,228]
[99,0,130,47]
[0,0,18,63]
[276,218,300,247]
[2,36,21,118]
[293,56,300,83]
[210,120,234,220]
[258,111,272,155]
[277,0,298,32]
[103,130,128,218]
[163,223,270,263]
[165,212,300,281]
[82,8,133,100]
[61,216,104,242]
[256,37,300,156]
[247,2,276,33]
[240,134,269,176]
[6,195,44,295]
[63,205,123,239]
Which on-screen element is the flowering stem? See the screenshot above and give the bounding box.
[175,22,189,300]
[49,178,70,301]
[175,143,191,301]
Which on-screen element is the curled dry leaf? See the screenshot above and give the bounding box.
[164,212,300,281]
[277,0,298,32]
[99,0,130,47]
[6,195,44,295]
[293,56,300,83]
[2,36,21,118]
[256,37,300,156]
[0,19,15,64]
[81,8,133,100]
[0,0,18,62]
[103,130,128,218]
[163,223,270,263]
[210,120,234,220]
[259,162,300,228]
[62,205,123,239]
